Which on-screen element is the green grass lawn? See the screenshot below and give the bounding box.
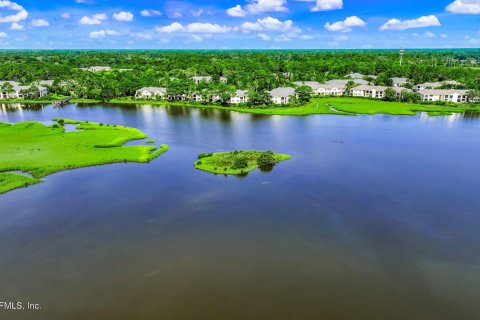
[323,97,480,116]
[0,119,168,194]
[194,150,292,175]
[322,98,417,115]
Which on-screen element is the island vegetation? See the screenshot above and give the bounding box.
[0,119,168,194]
[194,150,292,175]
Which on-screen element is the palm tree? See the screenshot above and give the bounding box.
[1,82,15,98]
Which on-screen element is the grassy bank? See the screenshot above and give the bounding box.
[109,97,480,117]
[0,119,167,194]
[323,98,480,116]
[3,96,480,117]
[108,97,351,115]
[194,150,291,175]
[0,97,102,104]
[71,98,103,104]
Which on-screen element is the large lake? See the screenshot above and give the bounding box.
[1,103,480,320]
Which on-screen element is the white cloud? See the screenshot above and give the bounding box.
[31,19,49,27]
[156,22,231,33]
[141,9,162,17]
[227,5,246,17]
[10,21,22,30]
[0,0,28,23]
[297,0,343,12]
[186,34,212,43]
[155,22,184,33]
[446,0,480,14]
[133,32,152,40]
[89,29,121,39]
[113,11,133,22]
[258,33,271,41]
[79,13,107,25]
[380,15,441,31]
[0,31,8,38]
[424,31,436,38]
[324,16,366,32]
[75,0,95,3]
[248,0,288,13]
[61,12,72,19]
[228,0,288,16]
[186,22,230,33]
[242,17,299,33]
[465,35,480,44]
[168,12,183,18]
[441,33,448,38]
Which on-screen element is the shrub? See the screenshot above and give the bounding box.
[232,156,248,169]
[198,152,213,160]
[257,151,276,168]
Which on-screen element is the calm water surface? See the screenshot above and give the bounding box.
[1,103,480,320]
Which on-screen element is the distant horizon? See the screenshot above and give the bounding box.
[0,47,479,51]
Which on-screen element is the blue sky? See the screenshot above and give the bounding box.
[0,0,479,49]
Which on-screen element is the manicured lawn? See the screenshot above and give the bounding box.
[0,119,168,194]
[194,150,292,175]
[323,97,480,116]
[322,98,417,115]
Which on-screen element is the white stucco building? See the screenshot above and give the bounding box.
[230,90,248,104]
[0,81,48,99]
[350,85,407,99]
[419,89,469,103]
[135,87,167,99]
[269,87,296,104]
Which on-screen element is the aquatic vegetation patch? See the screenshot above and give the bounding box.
[0,119,168,194]
[194,150,291,175]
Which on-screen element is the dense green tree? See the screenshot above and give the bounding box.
[295,86,313,103]
[0,49,478,103]
[384,88,398,101]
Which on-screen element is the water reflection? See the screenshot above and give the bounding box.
[0,103,480,320]
[463,111,480,119]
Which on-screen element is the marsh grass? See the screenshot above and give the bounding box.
[0,119,168,194]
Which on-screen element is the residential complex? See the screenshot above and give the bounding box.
[0,81,49,99]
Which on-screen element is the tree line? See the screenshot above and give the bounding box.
[0,50,478,102]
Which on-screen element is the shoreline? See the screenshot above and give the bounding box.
[2,96,480,117]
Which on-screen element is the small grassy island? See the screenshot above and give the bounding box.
[194,150,291,175]
[0,119,168,194]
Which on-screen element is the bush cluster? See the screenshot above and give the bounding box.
[198,152,213,160]
[232,156,248,169]
[257,151,276,168]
